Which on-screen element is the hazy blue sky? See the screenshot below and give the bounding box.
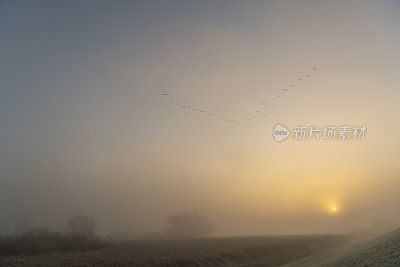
[1,0,400,236]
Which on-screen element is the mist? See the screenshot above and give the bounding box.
[1,0,400,239]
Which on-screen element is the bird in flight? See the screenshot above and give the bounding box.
[289,84,295,87]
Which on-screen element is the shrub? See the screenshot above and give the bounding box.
[66,214,96,238]
[164,211,215,239]
[0,228,106,256]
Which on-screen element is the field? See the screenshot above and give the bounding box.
[0,234,350,266]
[284,229,400,266]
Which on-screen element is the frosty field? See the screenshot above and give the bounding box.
[0,234,349,266]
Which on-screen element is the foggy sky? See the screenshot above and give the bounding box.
[1,0,400,236]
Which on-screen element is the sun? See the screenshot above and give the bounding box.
[328,204,339,214]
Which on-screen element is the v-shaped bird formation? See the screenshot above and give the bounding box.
[161,66,319,125]
[245,66,319,121]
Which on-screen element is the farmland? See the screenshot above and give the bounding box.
[0,234,350,266]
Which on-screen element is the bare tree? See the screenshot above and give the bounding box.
[66,215,96,237]
[164,211,215,239]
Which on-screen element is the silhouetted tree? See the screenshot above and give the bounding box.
[164,211,215,239]
[66,215,96,238]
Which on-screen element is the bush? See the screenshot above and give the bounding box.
[164,211,215,239]
[0,228,106,256]
[67,214,96,238]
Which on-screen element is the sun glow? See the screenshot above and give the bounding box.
[328,203,339,214]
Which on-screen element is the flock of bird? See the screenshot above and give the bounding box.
[245,66,319,121]
[161,66,319,125]
[161,95,240,124]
